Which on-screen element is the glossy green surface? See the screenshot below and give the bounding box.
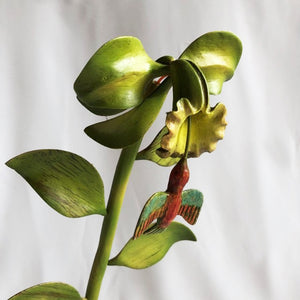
[137,55,229,166]
[137,102,227,166]
[108,222,196,269]
[6,150,106,217]
[84,78,172,148]
[85,140,142,300]
[171,59,208,112]
[9,282,83,300]
[74,36,168,115]
[180,31,242,95]
[160,60,209,157]
[137,127,178,166]
[136,61,208,166]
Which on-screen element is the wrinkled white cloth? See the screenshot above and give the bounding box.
[1,1,299,299]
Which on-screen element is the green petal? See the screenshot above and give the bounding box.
[136,127,179,166]
[187,103,227,155]
[161,102,227,158]
[8,282,83,300]
[74,36,169,115]
[109,222,196,269]
[170,59,209,111]
[180,31,242,95]
[6,150,106,218]
[85,78,172,149]
[136,61,210,166]
[77,98,126,116]
[137,103,227,166]
[156,55,174,65]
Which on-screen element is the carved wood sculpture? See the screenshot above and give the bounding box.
[5,32,242,299]
[133,157,203,238]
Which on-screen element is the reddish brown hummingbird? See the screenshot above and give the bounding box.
[133,158,203,239]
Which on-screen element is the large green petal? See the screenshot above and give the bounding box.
[180,31,242,95]
[85,78,172,148]
[109,222,196,269]
[9,282,83,300]
[74,36,169,115]
[6,150,106,217]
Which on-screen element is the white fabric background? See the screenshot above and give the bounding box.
[1,1,299,299]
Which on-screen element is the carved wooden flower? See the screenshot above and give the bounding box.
[137,59,228,166]
[75,32,241,154]
[137,31,242,166]
[137,101,227,166]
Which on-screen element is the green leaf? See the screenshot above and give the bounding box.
[74,36,169,115]
[109,222,196,269]
[180,31,242,95]
[84,77,172,149]
[8,282,83,300]
[6,150,106,218]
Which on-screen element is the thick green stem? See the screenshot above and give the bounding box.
[85,140,141,300]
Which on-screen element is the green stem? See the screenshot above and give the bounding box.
[184,116,191,159]
[85,139,142,300]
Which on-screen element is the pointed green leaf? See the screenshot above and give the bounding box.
[109,222,196,269]
[74,36,169,115]
[6,150,106,218]
[8,282,83,300]
[84,78,172,148]
[180,31,242,95]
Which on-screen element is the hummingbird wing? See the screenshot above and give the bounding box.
[178,189,203,225]
[133,191,168,239]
